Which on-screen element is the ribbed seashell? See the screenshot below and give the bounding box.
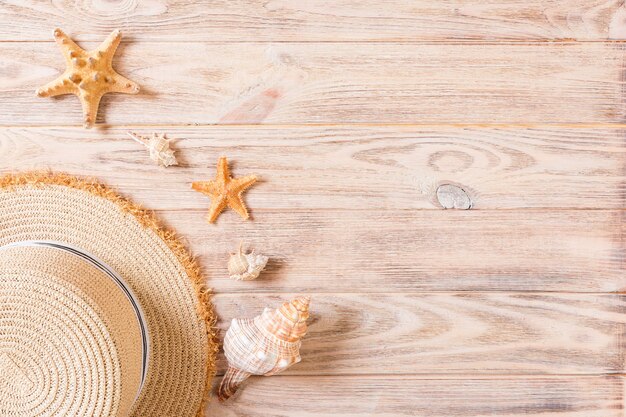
[218,296,311,401]
[127,131,178,167]
[227,243,268,281]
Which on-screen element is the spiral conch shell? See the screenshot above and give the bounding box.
[218,296,311,401]
[228,244,268,281]
[127,131,178,167]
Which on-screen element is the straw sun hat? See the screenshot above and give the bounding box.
[0,173,218,417]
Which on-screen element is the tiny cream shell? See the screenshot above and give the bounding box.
[127,132,178,167]
[217,296,311,401]
[227,244,268,281]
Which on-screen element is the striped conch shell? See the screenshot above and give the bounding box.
[127,131,178,167]
[218,296,311,401]
[228,243,268,281]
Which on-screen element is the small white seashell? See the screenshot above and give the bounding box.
[227,243,268,281]
[127,131,178,167]
[218,296,311,401]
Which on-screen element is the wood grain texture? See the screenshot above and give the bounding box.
[0,127,623,210]
[3,2,626,414]
[1,42,625,125]
[205,375,625,417]
[212,293,626,375]
[2,1,626,42]
[154,209,624,293]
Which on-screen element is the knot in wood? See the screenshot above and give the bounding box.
[436,184,472,209]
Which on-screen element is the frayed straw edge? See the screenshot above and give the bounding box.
[0,171,219,417]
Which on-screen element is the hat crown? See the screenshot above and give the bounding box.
[0,242,145,417]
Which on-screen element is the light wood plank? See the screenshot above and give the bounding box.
[205,375,624,417]
[6,4,626,416]
[1,42,624,125]
[212,293,626,375]
[1,127,623,210]
[156,209,624,293]
[2,1,626,42]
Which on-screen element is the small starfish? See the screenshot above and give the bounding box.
[192,157,258,223]
[36,28,140,128]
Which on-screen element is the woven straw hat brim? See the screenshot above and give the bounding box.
[0,173,218,417]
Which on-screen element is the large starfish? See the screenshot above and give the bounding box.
[192,157,258,223]
[36,28,140,128]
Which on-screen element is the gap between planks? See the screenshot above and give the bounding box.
[2,40,626,45]
[207,373,626,378]
[168,208,626,212]
[211,291,626,295]
[5,122,626,129]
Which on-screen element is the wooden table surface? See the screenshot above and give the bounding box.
[1,1,625,416]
